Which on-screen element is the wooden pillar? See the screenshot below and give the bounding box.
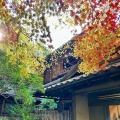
[72,94,89,120]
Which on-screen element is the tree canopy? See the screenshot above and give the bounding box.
[0,0,119,86]
[4,0,120,74]
[0,0,119,119]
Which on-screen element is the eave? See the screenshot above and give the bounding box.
[43,62,120,98]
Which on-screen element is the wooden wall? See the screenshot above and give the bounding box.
[44,56,78,84]
[44,60,63,84]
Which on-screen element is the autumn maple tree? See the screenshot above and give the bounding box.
[0,0,119,119]
[70,0,120,74]
[57,0,120,74]
[36,0,120,74]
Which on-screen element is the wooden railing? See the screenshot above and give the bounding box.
[34,110,71,120]
[0,110,71,120]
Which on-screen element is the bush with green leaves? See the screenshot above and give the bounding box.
[0,50,44,120]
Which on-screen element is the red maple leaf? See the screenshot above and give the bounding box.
[68,0,73,3]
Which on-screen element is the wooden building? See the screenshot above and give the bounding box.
[42,40,120,120]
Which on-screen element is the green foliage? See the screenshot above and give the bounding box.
[4,98,57,120]
[4,103,37,120]
[0,49,45,120]
[0,118,9,120]
[0,0,72,119]
[39,98,57,110]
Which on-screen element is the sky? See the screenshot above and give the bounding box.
[47,17,82,50]
[50,27,73,50]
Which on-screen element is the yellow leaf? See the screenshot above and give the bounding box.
[118,50,120,54]
[0,4,3,8]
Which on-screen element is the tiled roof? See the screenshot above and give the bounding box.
[44,62,120,91]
